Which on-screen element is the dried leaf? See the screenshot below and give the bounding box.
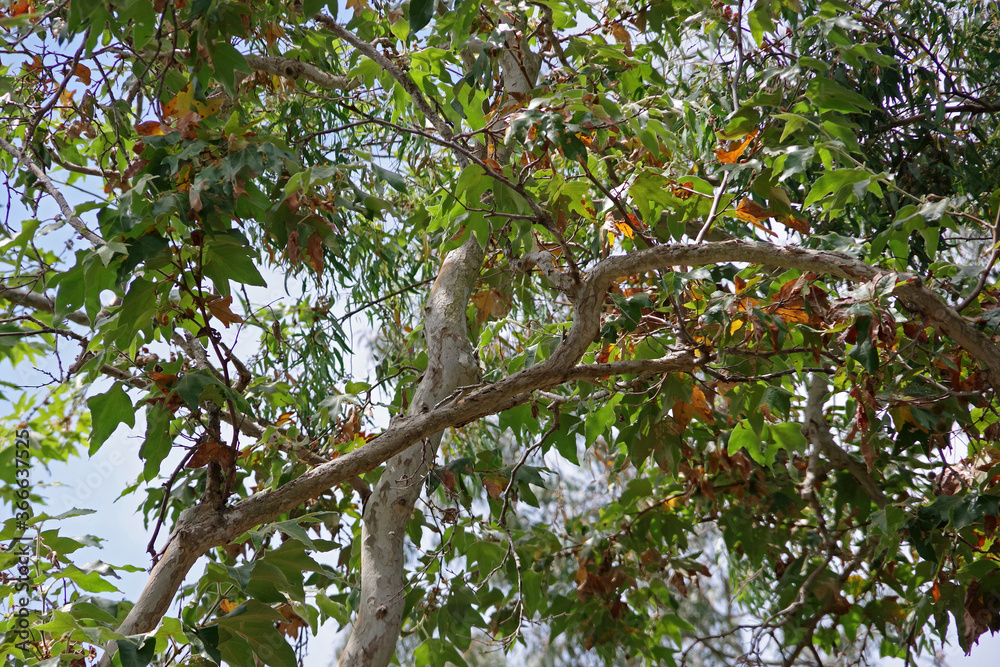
[609,22,632,55]
[187,439,234,468]
[219,599,239,613]
[714,129,757,163]
[306,232,324,274]
[71,63,91,85]
[286,230,301,265]
[778,213,810,234]
[135,120,166,136]
[205,295,244,327]
[484,477,504,499]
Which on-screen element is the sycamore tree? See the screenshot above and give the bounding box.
[2,0,1000,664]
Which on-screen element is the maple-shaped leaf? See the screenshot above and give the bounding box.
[204,295,244,327]
[714,129,758,163]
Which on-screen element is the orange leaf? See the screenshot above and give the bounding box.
[778,213,810,235]
[204,295,244,328]
[148,371,179,390]
[691,386,715,425]
[9,0,33,16]
[714,129,758,163]
[219,599,239,613]
[72,63,91,85]
[732,198,777,237]
[672,399,693,433]
[614,220,634,239]
[734,198,773,223]
[135,120,166,136]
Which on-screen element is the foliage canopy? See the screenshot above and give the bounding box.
[2,0,1000,665]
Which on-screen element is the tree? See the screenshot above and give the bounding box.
[1,0,1000,664]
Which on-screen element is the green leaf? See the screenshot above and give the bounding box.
[729,421,764,464]
[409,0,436,32]
[212,42,252,96]
[216,600,298,667]
[374,164,408,194]
[203,235,267,296]
[141,405,173,481]
[116,637,156,667]
[414,638,469,667]
[88,383,135,455]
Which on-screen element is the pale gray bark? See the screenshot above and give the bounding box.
[338,236,485,665]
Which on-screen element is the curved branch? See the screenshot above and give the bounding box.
[101,223,1000,660]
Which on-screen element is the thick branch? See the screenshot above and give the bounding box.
[102,242,1000,655]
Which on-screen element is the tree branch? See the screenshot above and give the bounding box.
[0,136,105,246]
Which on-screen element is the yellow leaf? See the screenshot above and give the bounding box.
[615,220,634,239]
[163,84,195,119]
[193,97,223,118]
[730,318,744,335]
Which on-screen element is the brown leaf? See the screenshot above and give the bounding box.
[187,439,234,468]
[437,468,456,492]
[276,605,308,639]
[346,0,369,16]
[204,295,244,328]
[306,232,324,274]
[72,63,91,85]
[286,230,301,265]
[484,477,505,499]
